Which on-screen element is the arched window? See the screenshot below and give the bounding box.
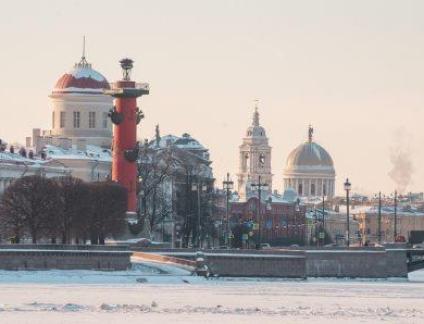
[244,153,250,171]
[259,153,265,167]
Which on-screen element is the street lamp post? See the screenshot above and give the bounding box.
[222,173,234,247]
[344,178,351,248]
[393,190,398,242]
[295,198,301,244]
[251,175,268,249]
[321,184,326,246]
[192,182,207,248]
[377,192,382,244]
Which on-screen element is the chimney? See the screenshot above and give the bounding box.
[32,128,41,148]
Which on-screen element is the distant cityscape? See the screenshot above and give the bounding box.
[0,48,423,248]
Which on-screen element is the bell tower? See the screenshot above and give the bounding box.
[237,103,272,200]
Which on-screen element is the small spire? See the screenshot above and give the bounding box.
[155,124,161,147]
[77,36,89,67]
[308,124,314,143]
[82,35,86,60]
[253,99,260,126]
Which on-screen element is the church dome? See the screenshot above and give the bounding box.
[284,127,335,175]
[286,142,334,169]
[52,57,110,94]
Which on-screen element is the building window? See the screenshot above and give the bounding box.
[89,111,96,128]
[73,111,80,128]
[259,153,265,167]
[311,183,315,196]
[102,112,108,128]
[60,112,65,128]
[323,184,327,196]
[298,183,303,195]
[52,111,55,128]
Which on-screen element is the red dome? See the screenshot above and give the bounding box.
[53,61,110,94]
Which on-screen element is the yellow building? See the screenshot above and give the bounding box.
[357,208,424,243]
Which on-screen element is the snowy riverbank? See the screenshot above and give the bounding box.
[0,263,423,323]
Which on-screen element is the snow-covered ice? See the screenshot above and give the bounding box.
[0,261,423,323]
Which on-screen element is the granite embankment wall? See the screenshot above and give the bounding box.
[0,245,131,270]
[139,248,408,278]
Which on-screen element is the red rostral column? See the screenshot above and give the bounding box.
[105,58,149,214]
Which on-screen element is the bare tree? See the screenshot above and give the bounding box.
[0,176,62,243]
[55,176,91,244]
[138,143,177,235]
[88,181,127,245]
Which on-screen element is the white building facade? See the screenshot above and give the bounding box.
[0,148,69,195]
[33,54,113,151]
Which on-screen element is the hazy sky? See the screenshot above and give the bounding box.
[0,0,423,195]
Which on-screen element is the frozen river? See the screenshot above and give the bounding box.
[0,263,423,324]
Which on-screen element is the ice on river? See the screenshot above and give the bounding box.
[0,262,423,324]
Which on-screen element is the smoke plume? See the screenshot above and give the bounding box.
[388,128,414,193]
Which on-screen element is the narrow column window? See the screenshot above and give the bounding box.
[73,111,80,128]
[89,111,96,128]
[60,112,66,128]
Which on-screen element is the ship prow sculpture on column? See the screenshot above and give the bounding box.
[105,58,149,219]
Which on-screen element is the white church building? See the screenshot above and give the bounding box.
[236,106,336,201]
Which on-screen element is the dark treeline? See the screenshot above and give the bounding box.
[0,175,127,245]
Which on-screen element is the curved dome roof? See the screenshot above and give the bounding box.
[284,127,335,175]
[174,133,205,150]
[246,125,266,137]
[52,58,110,94]
[286,142,334,168]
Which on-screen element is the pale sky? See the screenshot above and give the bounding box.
[0,0,423,196]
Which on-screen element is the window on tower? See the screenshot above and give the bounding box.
[60,112,65,128]
[259,153,265,167]
[73,111,80,128]
[244,153,250,171]
[89,111,96,128]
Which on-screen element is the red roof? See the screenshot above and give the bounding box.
[53,62,110,94]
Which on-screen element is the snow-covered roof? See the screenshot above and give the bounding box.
[44,144,112,162]
[232,189,301,205]
[52,58,110,95]
[0,151,44,165]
